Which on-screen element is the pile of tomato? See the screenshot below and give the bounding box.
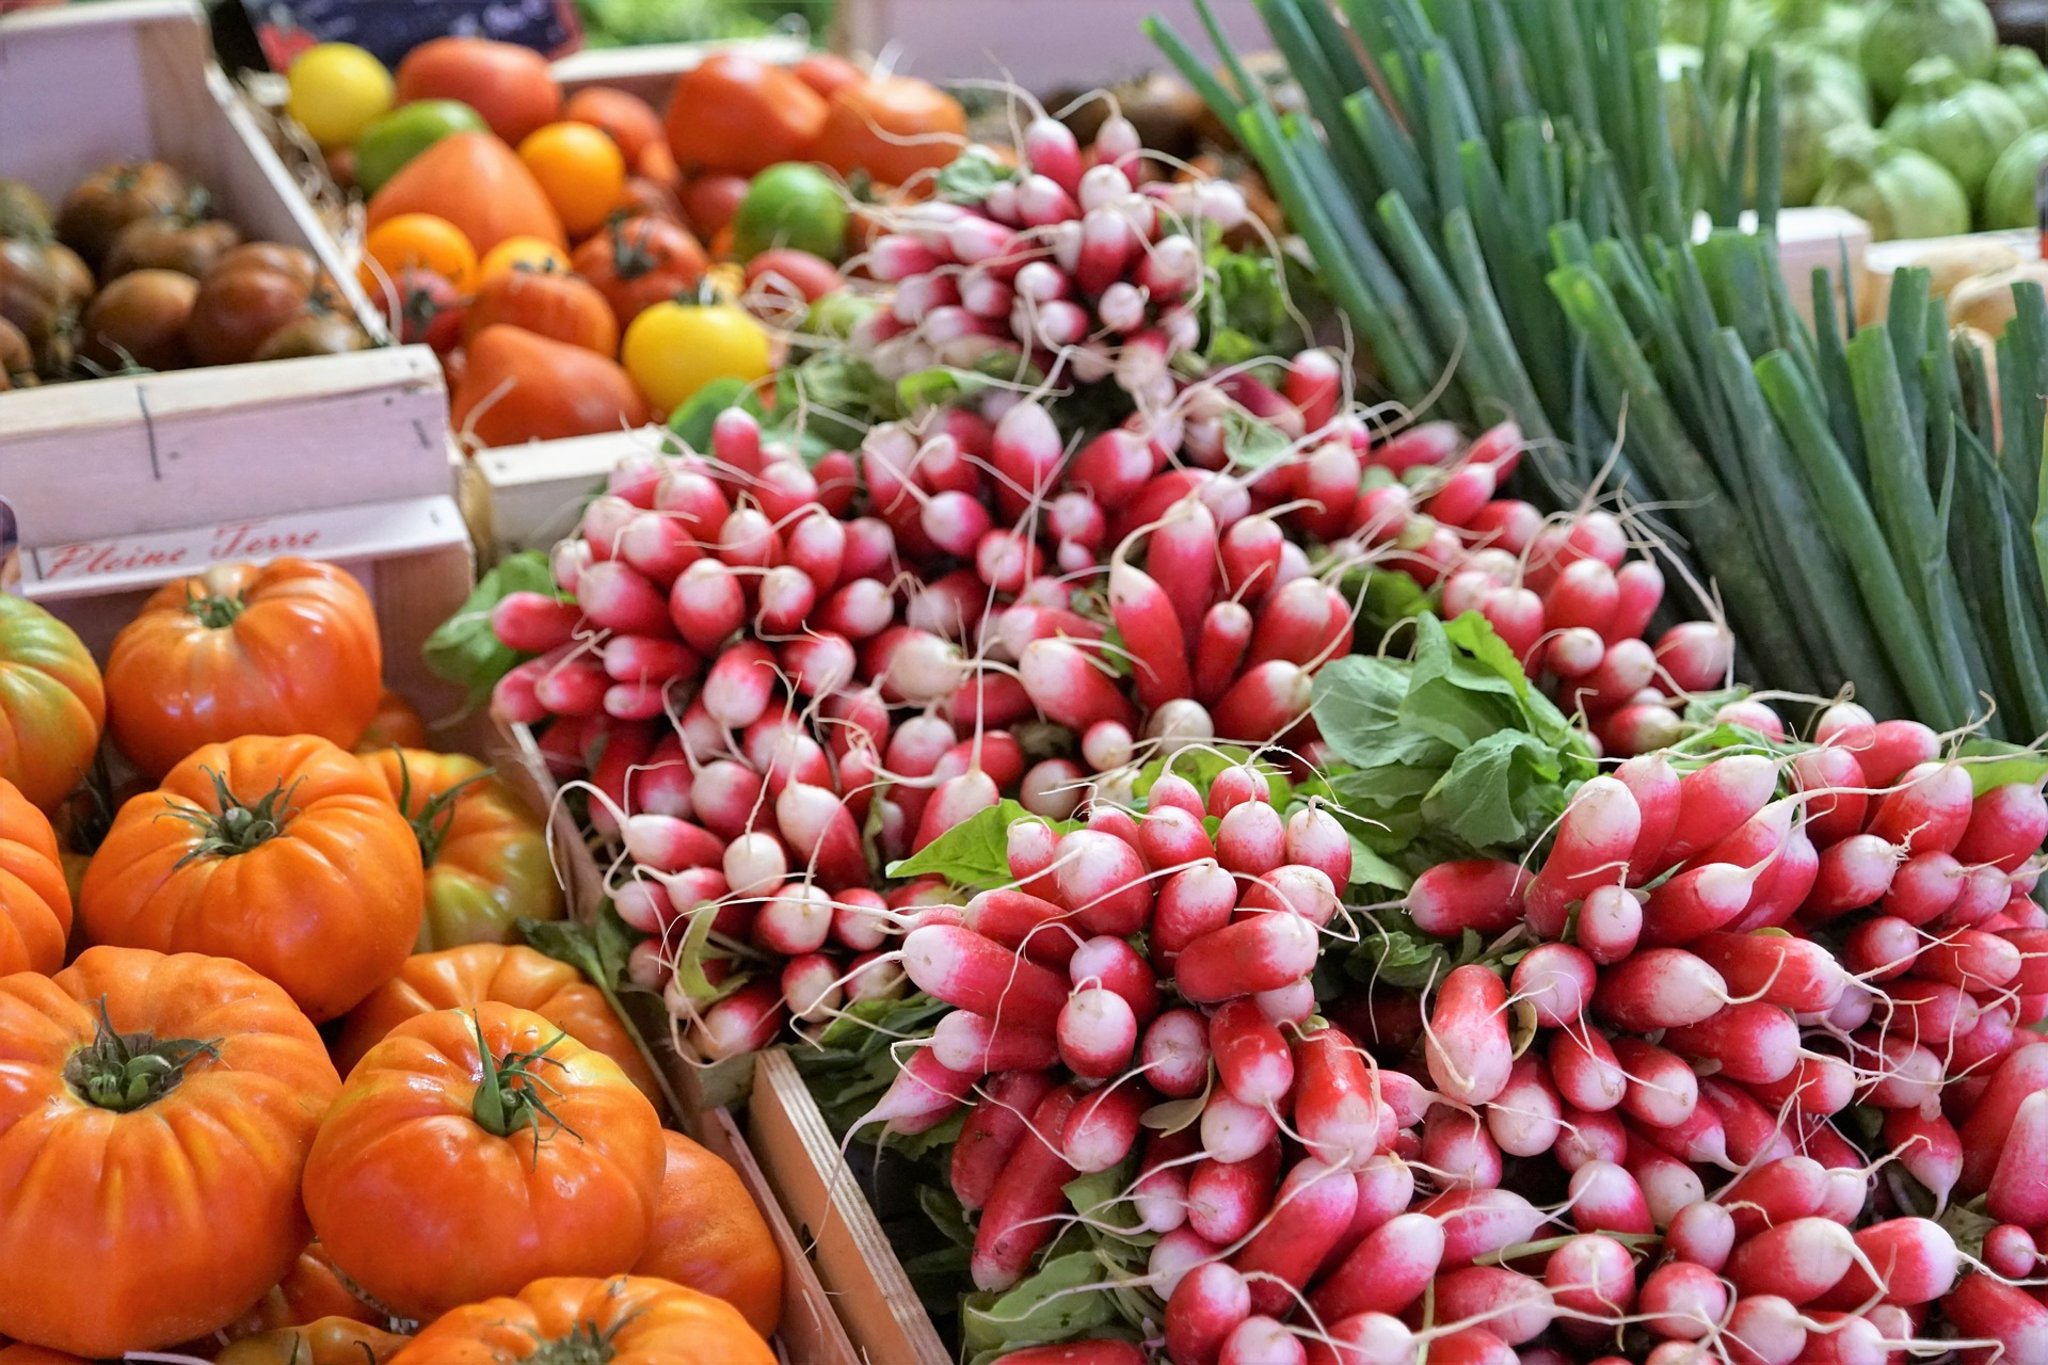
[280,34,968,449]
[0,566,783,1362]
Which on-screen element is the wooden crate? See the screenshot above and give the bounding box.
[0,0,386,360]
[550,34,809,105]
[475,426,674,559]
[749,1049,951,1365]
[834,0,1263,90]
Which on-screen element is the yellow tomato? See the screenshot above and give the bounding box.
[476,234,572,283]
[621,300,772,415]
[287,43,395,148]
[518,122,627,238]
[359,213,476,292]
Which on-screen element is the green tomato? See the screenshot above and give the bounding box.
[732,163,849,263]
[354,100,489,195]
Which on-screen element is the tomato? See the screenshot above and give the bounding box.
[79,268,197,372]
[41,241,92,307]
[791,52,867,101]
[519,122,628,239]
[354,99,488,195]
[477,234,572,282]
[103,557,382,776]
[218,1318,409,1365]
[105,215,242,279]
[617,173,685,223]
[304,1003,665,1318]
[358,687,430,750]
[383,267,467,353]
[286,43,394,148]
[637,1131,784,1338]
[571,214,708,329]
[682,172,749,240]
[80,735,423,1021]
[0,594,105,812]
[0,316,30,388]
[812,77,968,187]
[622,299,772,416]
[253,308,372,360]
[0,946,341,1354]
[0,778,70,976]
[564,87,664,166]
[636,139,683,191]
[452,325,651,448]
[384,1276,773,1365]
[465,263,617,355]
[368,131,566,254]
[334,944,650,1098]
[732,162,847,262]
[665,53,827,177]
[0,176,52,239]
[229,1243,378,1335]
[361,212,477,291]
[394,37,560,146]
[364,751,566,951]
[186,245,325,367]
[56,160,194,269]
[0,237,68,373]
[0,1348,84,1365]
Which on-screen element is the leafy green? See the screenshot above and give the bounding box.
[521,905,682,1119]
[1958,738,2048,795]
[789,992,954,1142]
[667,377,763,451]
[1132,745,1291,806]
[886,801,1075,890]
[1201,233,1317,367]
[1341,912,1482,990]
[936,146,1021,205]
[961,1253,1119,1359]
[423,552,562,709]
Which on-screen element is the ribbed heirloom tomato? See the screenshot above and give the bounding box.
[386,1276,773,1365]
[0,776,70,975]
[367,750,566,950]
[463,265,618,356]
[637,1130,786,1337]
[334,944,654,1099]
[0,947,341,1354]
[103,557,382,778]
[303,1003,666,1319]
[79,735,423,1021]
[0,594,105,810]
[571,214,708,329]
[229,1242,378,1334]
[217,1318,412,1365]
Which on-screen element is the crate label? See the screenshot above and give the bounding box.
[21,497,463,599]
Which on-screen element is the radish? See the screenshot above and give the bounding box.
[1867,761,1975,855]
[1591,948,1728,1030]
[1211,661,1314,744]
[1567,1159,1653,1234]
[1724,1216,1855,1304]
[1108,562,1194,710]
[988,1344,1146,1365]
[1637,1261,1729,1341]
[1791,746,1870,847]
[781,951,842,1023]
[1689,930,1848,1013]
[855,1045,977,1136]
[721,831,787,899]
[1164,1260,1251,1365]
[1431,1266,1554,1345]
[701,639,778,729]
[1880,850,1965,925]
[1061,1082,1146,1174]
[1856,719,1940,787]
[1422,1104,1503,1190]
[1052,830,1154,937]
[775,782,868,889]
[1700,1076,1799,1164]
[1615,752,1682,876]
[1424,964,1512,1105]
[1417,1187,1545,1267]
[1020,638,1139,732]
[1662,1001,1801,1085]
[931,1009,1060,1075]
[1549,1027,1628,1113]
[1187,1142,1281,1245]
[1217,1318,1302,1365]
[1292,1027,1383,1169]
[1216,801,1286,878]
[1817,1217,1957,1308]
[692,979,786,1059]
[1665,1199,1735,1270]
[1134,1128,1199,1235]
[492,592,583,652]
[1150,1225,1223,1300]
[973,1085,1081,1291]
[1140,807,1216,870]
[1153,863,1239,968]
[1942,1273,2048,1364]
[1720,1155,1829,1240]
[901,925,1073,1020]
[1511,943,1595,1026]
[1622,1142,1706,1227]
[1067,936,1160,1023]
[1576,884,1645,963]
[621,814,725,873]
[1232,1156,1359,1314]
[1525,776,1641,937]
[1308,1211,1445,1323]
[1140,1007,1213,1099]
[1719,1294,1808,1365]
[1987,1089,2048,1227]
[1983,1223,2040,1279]
[1555,1106,1629,1171]
[1406,859,1529,936]
[1057,986,1137,1079]
[1956,782,2048,870]
[1176,912,1320,1004]
[1486,1056,1563,1157]
[964,889,1078,967]
[531,659,608,716]
[1210,999,1294,1109]
[753,881,835,956]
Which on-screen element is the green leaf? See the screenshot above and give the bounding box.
[1221,409,1296,472]
[666,379,760,452]
[961,1252,1116,1357]
[1958,738,2048,796]
[422,552,561,709]
[897,366,998,414]
[1423,728,1554,849]
[1346,833,1415,892]
[886,801,1064,890]
[1346,912,1457,989]
[1401,614,1526,749]
[936,146,1020,205]
[1440,610,1531,702]
[666,896,745,1007]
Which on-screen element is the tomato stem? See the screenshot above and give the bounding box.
[388,748,496,869]
[468,1013,582,1160]
[156,768,303,866]
[64,997,221,1112]
[524,1322,618,1365]
[182,582,247,628]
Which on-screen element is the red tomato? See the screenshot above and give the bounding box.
[395,38,560,145]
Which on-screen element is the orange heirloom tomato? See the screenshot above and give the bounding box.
[665,53,826,178]
[636,1130,784,1338]
[464,265,618,356]
[811,77,967,187]
[0,1348,87,1365]
[334,944,652,1097]
[451,325,650,449]
[570,214,708,329]
[103,557,382,779]
[367,132,566,255]
[358,687,430,751]
[394,38,560,147]
[229,1243,378,1334]
[0,594,105,811]
[217,1318,410,1365]
[386,1275,773,1365]
[519,122,627,239]
[360,212,477,292]
[564,87,664,167]
[79,735,423,1022]
[365,751,566,951]
[0,777,70,975]
[0,947,341,1354]
[303,1003,666,1320]
[476,234,572,283]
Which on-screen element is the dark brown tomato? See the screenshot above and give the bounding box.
[0,316,31,385]
[0,237,67,360]
[56,160,194,269]
[42,242,93,307]
[80,268,198,372]
[253,310,372,360]
[105,217,243,280]
[186,249,321,366]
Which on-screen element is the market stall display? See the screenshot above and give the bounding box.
[8,0,2048,1361]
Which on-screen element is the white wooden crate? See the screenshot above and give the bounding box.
[550,34,809,105]
[835,0,1264,90]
